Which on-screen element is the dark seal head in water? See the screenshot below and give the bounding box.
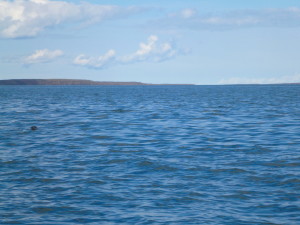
[31,126,37,131]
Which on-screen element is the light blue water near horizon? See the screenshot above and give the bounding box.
[0,85,299,225]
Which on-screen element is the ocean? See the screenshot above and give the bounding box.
[0,85,299,224]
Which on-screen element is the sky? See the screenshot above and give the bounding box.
[1,0,300,84]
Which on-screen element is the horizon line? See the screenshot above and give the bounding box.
[0,78,300,86]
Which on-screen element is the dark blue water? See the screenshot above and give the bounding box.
[0,85,299,225]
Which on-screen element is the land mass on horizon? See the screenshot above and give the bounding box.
[0,79,299,85]
[0,79,194,86]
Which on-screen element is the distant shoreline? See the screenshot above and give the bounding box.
[0,79,194,86]
[0,79,299,85]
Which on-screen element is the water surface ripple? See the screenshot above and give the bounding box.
[0,85,300,224]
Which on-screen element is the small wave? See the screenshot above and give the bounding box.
[32,207,55,214]
[1,159,31,165]
[91,135,113,140]
[154,165,179,172]
[138,160,154,167]
[111,109,133,113]
[210,168,249,174]
[221,194,250,200]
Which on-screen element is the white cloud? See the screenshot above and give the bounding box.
[73,50,116,69]
[73,35,179,69]
[120,35,177,63]
[24,49,63,64]
[219,74,300,84]
[172,8,197,19]
[153,7,300,30]
[0,0,142,38]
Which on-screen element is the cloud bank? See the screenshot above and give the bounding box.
[154,7,300,30]
[120,35,177,63]
[2,1,300,38]
[0,0,141,38]
[24,49,63,64]
[219,74,300,84]
[73,35,178,69]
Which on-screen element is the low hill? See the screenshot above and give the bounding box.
[0,79,148,85]
[0,79,194,85]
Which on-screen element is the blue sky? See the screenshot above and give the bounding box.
[1,0,300,84]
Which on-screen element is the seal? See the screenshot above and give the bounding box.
[31,126,37,130]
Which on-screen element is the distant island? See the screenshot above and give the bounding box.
[0,79,193,86]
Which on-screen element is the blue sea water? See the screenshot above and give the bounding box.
[0,85,299,225]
